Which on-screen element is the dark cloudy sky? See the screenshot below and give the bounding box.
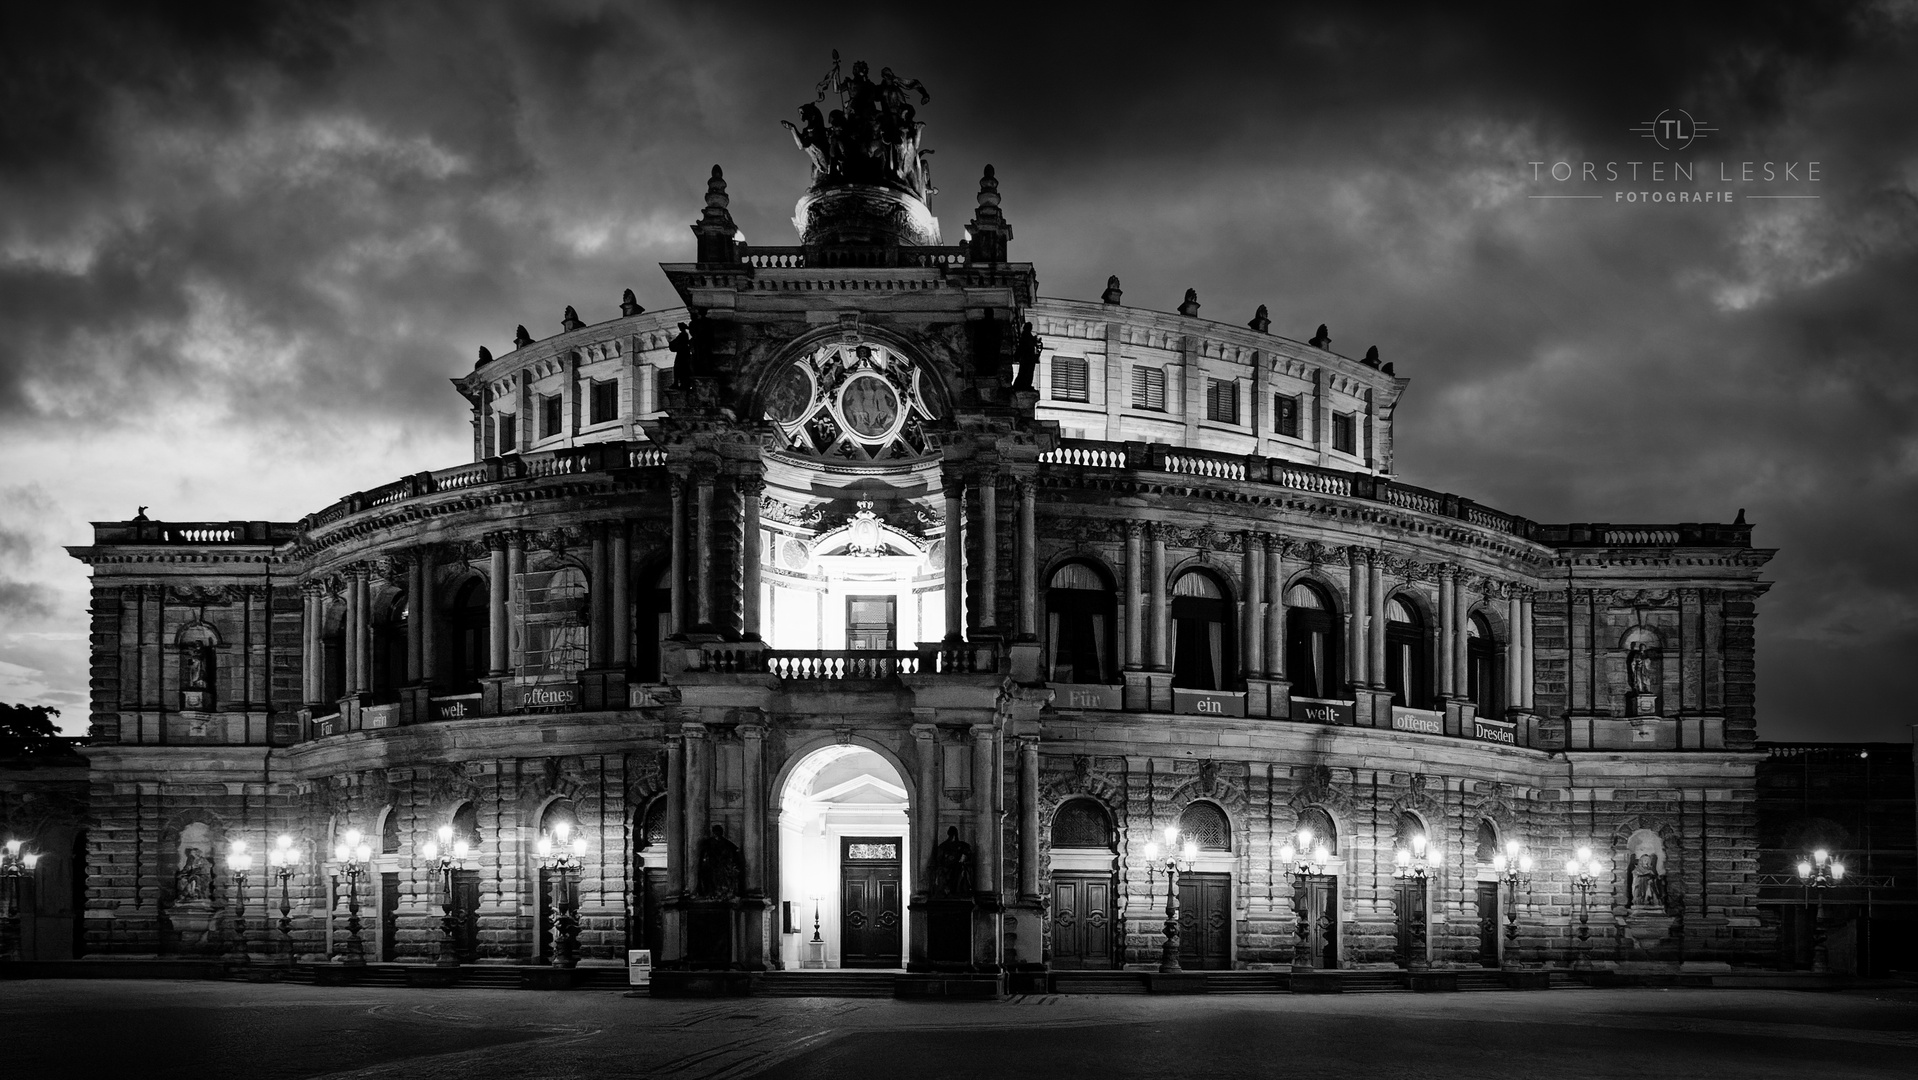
[3,2,1915,743]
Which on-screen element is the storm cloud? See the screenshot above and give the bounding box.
[2,1,1914,739]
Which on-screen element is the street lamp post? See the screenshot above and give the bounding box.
[1392,833,1440,970]
[332,828,372,965]
[419,824,471,968]
[267,834,302,963]
[227,839,253,962]
[1492,839,1535,956]
[536,821,588,969]
[1796,848,1845,973]
[1277,828,1333,971]
[1564,846,1605,961]
[1,839,42,961]
[1142,825,1198,974]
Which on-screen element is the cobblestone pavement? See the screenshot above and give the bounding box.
[2,981,1914,1080]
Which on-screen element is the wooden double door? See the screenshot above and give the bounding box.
[1295,874,1338,969]
[1475,881,1500,967]
[840,836,903,968]
[1050,871,1115,968]
[1176,872,1232,970]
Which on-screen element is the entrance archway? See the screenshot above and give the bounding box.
[777,744,911,969]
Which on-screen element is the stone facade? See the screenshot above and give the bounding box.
[43,77,1785,982]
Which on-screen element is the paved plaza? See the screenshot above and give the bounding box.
[2,980,1914,1080]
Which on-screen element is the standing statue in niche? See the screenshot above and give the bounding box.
[935,826,974,897]
[174,848,213,903]
[668,323,696,389]
[1627,641,1657,695]
[184,644,211,690]
[1011,321,1042,391]
[696,824,742,900]
[1629,852,1667,910]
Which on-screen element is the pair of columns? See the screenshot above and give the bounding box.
[1122,526,1294,679]
[662,722,767,898]
[302,567,375,701]
[941,469,1040,642]
[667,469,764,639]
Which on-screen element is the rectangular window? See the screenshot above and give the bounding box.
[589,378,619,425]
[1131,366,1166,412]
[1275,393,1300,438]
[541,394,562,439]
[1206,378,1239,425]
[652,367,670,412]
[1332,411,1357,454]
[498,413,518,455]
[1050,356,1089,403]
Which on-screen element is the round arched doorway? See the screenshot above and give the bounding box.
[776,744,911,969]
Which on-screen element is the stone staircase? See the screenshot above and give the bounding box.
[753,970,897,997]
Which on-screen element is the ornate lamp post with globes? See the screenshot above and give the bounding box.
[1492,839,1535,950]
[1,839,41,961]
[537,820,588,969]
[1142,825,1198,974]
[1796,848,1845,973]
[419,824,471,968]
[1564,846,1605,963]
[226,839,253,962]
[333,828,372,965]
[1278,827,1333,971]
[267,834,302,963]
[1392,833,1440,970]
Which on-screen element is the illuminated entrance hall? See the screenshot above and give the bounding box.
[777,745,911,969]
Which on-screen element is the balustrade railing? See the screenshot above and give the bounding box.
[1039,441,1128,468]
[768,650,922,679]
[1164,450,1247,481]
[684,641,1000,679]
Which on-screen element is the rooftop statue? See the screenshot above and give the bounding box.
[783,51,936,202]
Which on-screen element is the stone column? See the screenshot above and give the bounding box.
[911,723,938,898]
[683,723,709,884]
[695,471,716,630]
[1367,553,1385,689]
[1265,538,1287,678]
[507,533,526,670]
[943,476,965,641]
[419,547,437,684]
[669,478,688,635]
[1124,521,1145,669]
[979,473,998,632]
[1506,588,1524,713]
[1519,590,1536,710]
[610,522,631,665]
[1148,524,1169,671]
[1345,550,1366,689]
[589,524,610,667]
[346,567,367,695]
[740,724,765,895]
[1454,577,1472,696]
[405,556,424,683]
[1017,737,1041,901]
[1241,532,1264,679]
[739,476,764,640]
[970,725,998,897]
[301,583,321,702]
[665,731,687,895]
[488,536,510,676]
[1017,478,1038,640]
[1437,567,1456,699]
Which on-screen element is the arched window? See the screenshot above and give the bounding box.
[380,808,401,855]
[541,798,579,837]
[446,578,490,691]
[1285,582,1340,699]
[1052,799,1115,849]
[1467,612,1498,716]
[1384,596,1432,708]
[639,798,668,849]
[522,566,588,681]
[1047,562,1116,684]
[1297,806,1338,855]
[1391,811,1426,855]
[1171,569,1236,691]
[451,802,481,850]
[634,565,672,683]
[371,590,408,699]
[1179,801,1232,852]
[320,597,346,703]
[1475,819,1499,864]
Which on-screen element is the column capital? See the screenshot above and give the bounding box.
[1346,545,1373,566]
[1125,519,1147,539]
[942,472,968,498]
[737,722,766,741]
[966,723,997,743]
[910,722,938,741]
[1015,734,1041,751]
[734,474,766,497]
[678,721,710,741]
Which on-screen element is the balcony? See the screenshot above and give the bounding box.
[682,641,1001,679]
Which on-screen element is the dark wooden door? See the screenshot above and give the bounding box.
[846,596,896,651]
[379,872,399,962]
[1296,874,1338,969]
[452,869,480,962]
[640,867,667,960]
[1475,881,1501,967]
[1176,872,1231,970]
[1050,871,1114,968]
[840,836,902,968]
[1394,877,1427,967]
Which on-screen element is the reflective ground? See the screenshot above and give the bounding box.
[2,979,1914,1080]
